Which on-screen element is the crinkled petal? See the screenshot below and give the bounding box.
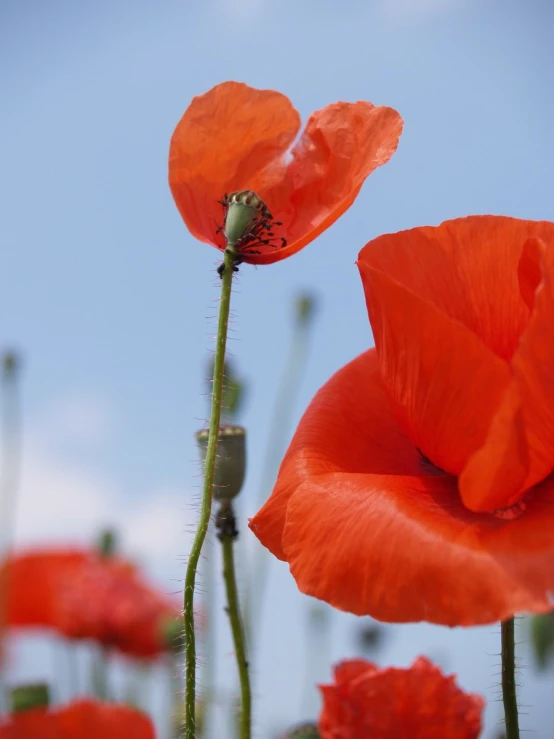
[319,657,484,739]
[250,101,403,265]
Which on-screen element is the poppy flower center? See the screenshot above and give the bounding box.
[217,189,287,257]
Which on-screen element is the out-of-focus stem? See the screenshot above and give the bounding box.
[183,247,236,739]
[245,295,316,648]
[217,504,250,739]
[501,617,520,739]
[0,353,22,711]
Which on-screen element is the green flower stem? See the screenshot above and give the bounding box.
[218,504,251,739]
[501,617,520,739]
[183,246,236,739]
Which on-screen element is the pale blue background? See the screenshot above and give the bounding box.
[2,0,554,737]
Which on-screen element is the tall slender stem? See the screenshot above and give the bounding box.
[245,296,315,648]
[0,353,22,712]
[501,617,520,739]
[218,504,250,739]
[183,247,236,739]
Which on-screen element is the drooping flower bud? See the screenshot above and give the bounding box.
[10,683,50,713]
[195,425,246,501]
[223,190,267,246]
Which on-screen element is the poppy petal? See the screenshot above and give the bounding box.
[249,350,422,560]
[512,237,554,485]
[169,81,301,246]
[281,469,554,625]
[518,236,546,311]
[250,350,554,624]
[358,260,512,478]
[249,101,403,265]
[358,216,554,361]
[460,236,554,509]
[458,383,530,511]
[319,656,484,739]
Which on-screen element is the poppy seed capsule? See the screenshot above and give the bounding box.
[195,425,246,501]
[223,190,267,246]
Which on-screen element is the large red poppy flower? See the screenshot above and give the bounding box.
[169,81,403,265]
[250,215,554,625]
[318,657,484,739]
[0,699,155,738]
[1,550,180,658]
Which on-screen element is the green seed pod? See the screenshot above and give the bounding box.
[195,425,246,501]
[223,190,266,245]
[10,683,50,713]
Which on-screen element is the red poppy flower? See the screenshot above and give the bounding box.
[250,215,554,625]
[169,81,403,265]
[54,556,180,658]
[1,550,180,658]
[0,699,155,738]
[318,657,484,739]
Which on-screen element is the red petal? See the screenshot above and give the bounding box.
[319,657,484,739]
[460,236,554,509]
[358,259,512,478]
[518,236,546,310]
[251,351,554,625]
[56,700,155,739]
[249,101,403,265]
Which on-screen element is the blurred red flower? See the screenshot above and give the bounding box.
[1,549,180,658]
[318,657,484,739]
[169,81,403,265]
[250,215,554,625]
[0,699,155,738]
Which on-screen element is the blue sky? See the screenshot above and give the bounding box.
[2,0,554,736]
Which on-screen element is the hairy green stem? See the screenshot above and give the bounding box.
[501,617,520,739]
[219,505,251,739]
[183,247,236,739]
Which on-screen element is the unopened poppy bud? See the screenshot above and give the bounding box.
[223,190,266,246]
[10,683,50,713]
[195,425,246,501]
[281,723,320,739]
